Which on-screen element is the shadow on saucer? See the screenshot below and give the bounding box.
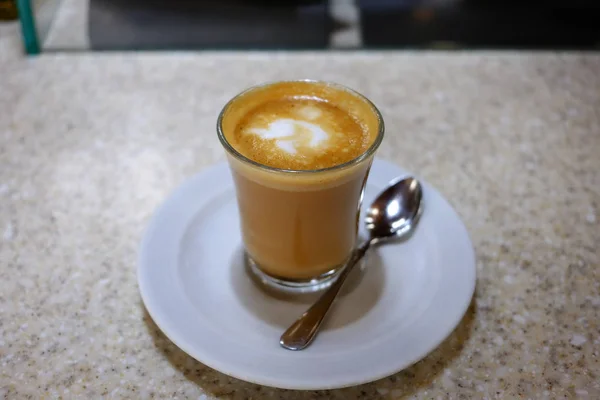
[142,288,477,399]
[229,246,385,331]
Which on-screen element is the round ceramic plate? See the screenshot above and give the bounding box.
[138,159,476,390]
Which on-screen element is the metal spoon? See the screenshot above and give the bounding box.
[280,176,424,351]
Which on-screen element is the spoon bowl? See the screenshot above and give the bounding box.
[365,176,423,244]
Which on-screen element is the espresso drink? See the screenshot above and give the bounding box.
[219,81,383,285]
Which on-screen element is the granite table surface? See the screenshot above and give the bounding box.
[1,24,599,399]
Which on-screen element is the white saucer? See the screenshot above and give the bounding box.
[138,159,476,390]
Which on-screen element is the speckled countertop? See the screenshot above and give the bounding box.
[1,23,599,399]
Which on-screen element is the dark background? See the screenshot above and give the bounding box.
[88,0,600,50]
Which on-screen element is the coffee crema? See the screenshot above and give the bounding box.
[221,81,379,171]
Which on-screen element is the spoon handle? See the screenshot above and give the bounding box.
[279,240,371,351]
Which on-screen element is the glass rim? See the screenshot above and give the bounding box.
[216,79,385,174]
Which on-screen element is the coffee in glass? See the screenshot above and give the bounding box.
[218,80,384,292]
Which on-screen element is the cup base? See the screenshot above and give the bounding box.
[244,252,344,294]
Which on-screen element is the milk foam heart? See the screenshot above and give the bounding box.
[248,118,329,154]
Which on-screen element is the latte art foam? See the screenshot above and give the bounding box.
[221,81,379,171]
[247,118,329,154]
[230,97,371,170]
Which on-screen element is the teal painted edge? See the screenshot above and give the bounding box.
[17,0,40,55]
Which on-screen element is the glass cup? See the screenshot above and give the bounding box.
[217,80,384,293]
